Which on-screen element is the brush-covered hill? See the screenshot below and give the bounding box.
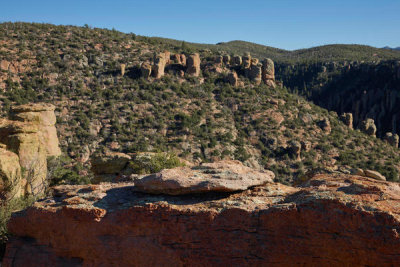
[0,22,400,185]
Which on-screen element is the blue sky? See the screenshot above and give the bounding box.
[2,0,399,50]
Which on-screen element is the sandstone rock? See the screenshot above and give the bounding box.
[246,64,262,85]
[350,168,365,176]
[251,58,259,65]
[300,140,312,152]
[232,55,242,66]
[140,62,152,78]
[215,55,223,65]
[262,58,276,87]
[242,53,251,69]
[186,53,201,76]
[288,141,301,160]
[91,152,131,176]
[0,147,22,199]
[120,64,126,76]
[164,51,171,65]
[134,160,274,195]
[318,118,331,134]
[340,113,353,129]
[384,132,399,148]
[223,55,230,65]
[152,52,167,79]
[5,174,400,266]
[180,54,186,66]
[360,118,377,137]
[226,71,239,87]
[11,103,61,157]
[364,169,386,181]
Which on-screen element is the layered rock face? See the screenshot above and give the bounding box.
[4,170,400,266]
[0,103,60,198]
[10,103,61,157]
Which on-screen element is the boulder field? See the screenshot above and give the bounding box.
[3,161,400,266]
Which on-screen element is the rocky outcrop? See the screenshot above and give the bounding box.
[232,55,242,66]
[186,53,201,77]
[134,160,274,195]
[140,62,152,78]
[360,118,377,137]
[10,103,61,157]
[5,173,400,266]
[0,103,60,198]
[222,55,230,65]
[261,58,276,88]
[288,140,301,160]
[0,146,22,199]
[91,152,131,182]
[120,64,126,76]
[242,53,251,69]
[318,117,331,134]
[340,112,353,129]
[226,71,238,86]
[384,132,399,148]
[246,64,262,85]
[152,52,168,79]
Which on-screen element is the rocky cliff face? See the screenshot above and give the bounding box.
[0,103,60,198]
[4,165,400,266]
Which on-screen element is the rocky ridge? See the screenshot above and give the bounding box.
[3,164,400,266]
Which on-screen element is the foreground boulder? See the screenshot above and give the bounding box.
[4,172,400,266]
[134,160,274,195]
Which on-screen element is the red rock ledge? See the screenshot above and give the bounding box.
[3,174,400,266]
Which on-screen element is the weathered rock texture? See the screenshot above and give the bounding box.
[360,118,377,136]
[140,62,152,78]
[261,58,276,87]
[341,112,353,129]
[186,53,201,77]
[11,103,61,157]
[134,160,274,195]
[0,103,60,198]
[226,71,238,86]
[152,52,168,79]
[384,132,399,148]
[5,173,400,266]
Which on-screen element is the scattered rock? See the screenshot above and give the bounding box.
[140,62,152,78]
[364,170,386,181]
[384,132,399,148]
[91,152,131,176]
[288,141,301,160]
[318,118,331,134]
[360,118,377,137]
[340,113,353,129]
[120,64,126,76]
[301,141,312,152]
[134,160,274,195]
[226,71,239,86]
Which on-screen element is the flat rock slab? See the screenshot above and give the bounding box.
[133,160,275,195]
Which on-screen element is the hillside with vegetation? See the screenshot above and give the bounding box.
[0,22,400,186]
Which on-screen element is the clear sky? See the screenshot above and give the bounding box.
[2,0,399,50]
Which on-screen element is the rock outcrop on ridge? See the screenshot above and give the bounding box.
[4,168,400,266]
[0,103,60,198]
